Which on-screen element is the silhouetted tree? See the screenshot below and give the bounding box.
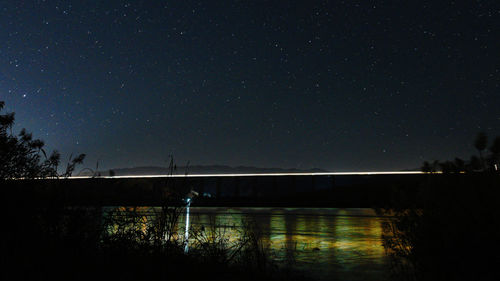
[474,132,488,169]
[422,133,500,173]
[387,132,500,281]
[421,160,440,173]
[439,161,456,174]
[467,155,482,171]
[0,101,85,179]
[454,157,465,172]
[421,161,432,173]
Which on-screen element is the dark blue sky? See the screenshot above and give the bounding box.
[1,1,499,171]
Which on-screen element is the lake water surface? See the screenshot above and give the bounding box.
[182,207,390,281]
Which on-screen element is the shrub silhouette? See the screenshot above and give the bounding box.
[0,101,85,179]
[421,132,500,173]
[1,102,306,281]
[474,132,488,168]
[488,136,500,170]
[382,132,500,281]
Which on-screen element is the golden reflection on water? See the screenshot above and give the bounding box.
[186,208,389,281]
[106,207,389,281]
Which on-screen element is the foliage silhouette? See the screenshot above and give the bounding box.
[474,132,488,168]
[1,104,307,281]
[488,136,500,169]
[0,101,85,179]
[381,133,500,281]
[421,132,500,173]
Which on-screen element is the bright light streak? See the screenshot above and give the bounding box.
[68,171,424,179]
[184,198,191,254]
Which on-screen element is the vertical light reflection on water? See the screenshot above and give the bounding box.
[331,209,388,280]
[269,209,286,258]
[114,207,389,281]
[184,199,191,253]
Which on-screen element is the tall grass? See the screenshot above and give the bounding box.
[2,199,311,281]
[98,205,308,281]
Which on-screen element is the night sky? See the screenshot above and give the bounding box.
[1,1,499,171]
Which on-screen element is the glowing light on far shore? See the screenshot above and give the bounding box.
[68,171,425,179]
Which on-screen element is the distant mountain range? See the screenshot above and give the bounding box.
[79,165,327,176]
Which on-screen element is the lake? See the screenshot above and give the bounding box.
[180,207,390,281]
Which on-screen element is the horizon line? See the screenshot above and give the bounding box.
[68,171,424,179]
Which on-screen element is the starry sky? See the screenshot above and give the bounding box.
[1,1,499,171]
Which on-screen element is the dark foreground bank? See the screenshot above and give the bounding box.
[377,172,500,281]
[2,204,312,281]
[2,172,500,281]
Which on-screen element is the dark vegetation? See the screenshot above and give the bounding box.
[378,133,500,281]
[1,101,307,281]
[421,132,500,174]
[0,101,85,179]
